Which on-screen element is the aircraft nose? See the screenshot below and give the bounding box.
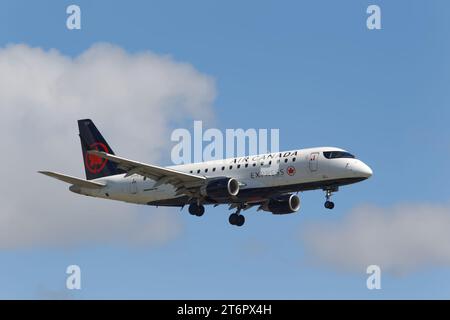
[354,162,373,178]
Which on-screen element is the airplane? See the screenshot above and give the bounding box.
[39,119,373,227]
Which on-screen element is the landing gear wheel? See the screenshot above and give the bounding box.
[189,203,205,216]
[323,188,337,210]
[188,203,197,215]
[195,205,205,216]
[229,204,246,227]
[229,213,239,225]
[236,215,245,227]
[229,213,245,226]
[324,201,335,209]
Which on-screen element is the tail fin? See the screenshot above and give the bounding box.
[78,119,125,180]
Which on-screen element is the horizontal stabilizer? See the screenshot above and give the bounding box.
[38,171,105,189]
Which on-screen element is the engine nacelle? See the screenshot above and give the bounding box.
[200,177,240,200]
[264,194,300,214]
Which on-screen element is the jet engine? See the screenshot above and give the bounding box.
[263,194,300,214]
[200,177,240,200]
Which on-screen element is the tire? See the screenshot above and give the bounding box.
[235,215,245,227]
[188,203,198,215]
[229,213,239,225]
[196,205,205,217]
[189,203,205,216]
[324,201,335,209]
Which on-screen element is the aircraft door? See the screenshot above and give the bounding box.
[129,176,138,194]
[309,152,319,172]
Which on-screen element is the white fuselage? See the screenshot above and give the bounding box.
[71,147,372,206]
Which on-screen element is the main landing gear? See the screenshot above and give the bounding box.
[229,207,245,227]
[324,188,337,210]
[188,201,245,226]
[188,202,205,217]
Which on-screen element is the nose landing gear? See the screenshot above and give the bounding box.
[324,200,335,209]
[324,187,337,210]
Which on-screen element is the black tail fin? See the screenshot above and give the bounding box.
[78,119,125,180]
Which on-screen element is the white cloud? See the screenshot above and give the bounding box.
[300,203,450,274]
[0,43,216,249]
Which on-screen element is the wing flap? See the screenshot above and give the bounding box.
[38,171,105,189]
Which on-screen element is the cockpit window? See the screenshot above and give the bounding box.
[323,151,355,159]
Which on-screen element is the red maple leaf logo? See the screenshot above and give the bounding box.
[85,142,108,174]
[287,166,296,176]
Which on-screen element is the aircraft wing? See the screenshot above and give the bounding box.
[38,171,105,189]
[88,150,206,195]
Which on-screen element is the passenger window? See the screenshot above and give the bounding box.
[237,164,241,169]
[213,168,216,172]
[205,168,208,173]
[222,166,225,170]
[245,163,249,168]
[284,158,288,163]
[292,157,296,162]
[253,163,256,167]
[197,169,200,174]
[229,165,233,170]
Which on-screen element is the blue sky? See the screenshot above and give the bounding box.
[1,0,450,299]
